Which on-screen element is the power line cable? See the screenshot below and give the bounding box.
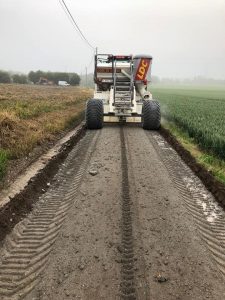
[59,0,95,50]
[59,0,77,31]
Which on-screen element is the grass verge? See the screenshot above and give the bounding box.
[0,150,8,179]
[0,84,92,182]
[163,121,225,185]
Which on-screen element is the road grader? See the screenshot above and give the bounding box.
[85,54,161,130]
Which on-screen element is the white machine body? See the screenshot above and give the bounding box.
[93,54,153,122]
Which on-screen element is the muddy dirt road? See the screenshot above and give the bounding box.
[1,126,225,300]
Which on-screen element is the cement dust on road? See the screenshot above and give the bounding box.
[0,126,225,300]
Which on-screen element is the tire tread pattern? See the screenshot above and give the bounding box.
[142,100,161,130]
[86,99,103,129]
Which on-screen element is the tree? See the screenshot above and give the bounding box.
[56,72,70,83]
[28,70,44,83]
[12,74,28,84]
[27,70,80,85]
[0,70,11,83]
[69,73,80,85]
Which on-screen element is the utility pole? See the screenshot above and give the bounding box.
[85,66,87,87]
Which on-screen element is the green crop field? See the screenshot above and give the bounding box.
[150,85,225,160]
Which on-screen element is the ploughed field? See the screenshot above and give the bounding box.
[0,84,91,179]
[151,85,225,160]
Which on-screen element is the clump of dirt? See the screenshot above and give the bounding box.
[160,127,225,207]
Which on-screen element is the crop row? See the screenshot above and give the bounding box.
[152,88,225,160]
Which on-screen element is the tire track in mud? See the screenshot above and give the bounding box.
[119,127,137,300]
[147,131,225,280]
[0,130,100,300]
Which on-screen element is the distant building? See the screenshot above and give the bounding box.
[38,77,54,85]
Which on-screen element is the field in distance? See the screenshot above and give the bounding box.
[150,84,225,183]
[0,84,91,179]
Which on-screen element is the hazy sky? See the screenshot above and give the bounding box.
[0,0,225,78]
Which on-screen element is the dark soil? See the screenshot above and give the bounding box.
[159,127,225,207]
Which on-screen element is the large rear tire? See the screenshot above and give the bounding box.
[142,100,161,130]
[86,99,104,129]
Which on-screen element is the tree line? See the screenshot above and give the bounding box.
[0,70,80,85]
